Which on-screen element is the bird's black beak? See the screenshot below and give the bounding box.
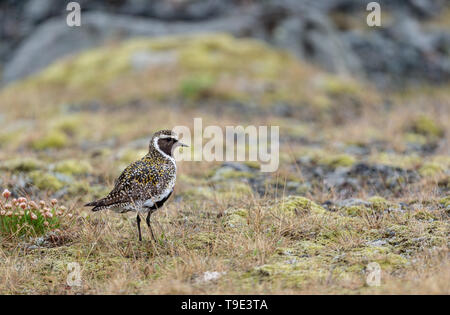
[178,142,188,147]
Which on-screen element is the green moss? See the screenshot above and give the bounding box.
[383,220,448,254]
[17,34,295,103]
[413,210,436,220]
[1,33,378,120]
[404,132,428,145]
[180,186,215,201]
[54,160,92,175]
[370,153,422,169]
[86,185,111,201]
[251,258,328,286]
[31,130,69,150]
[277,196,326,216]
[243,161,260,170]
[67,181,92,196]
[338,197,392,218]
[344,205,364,217]
[381,253,409,267]
[419,162,444,177]
[223,208,248,228]
[211,166,256,181]
[51,115,84,136]
[318,154,356,168]
[179,74,215,100]
[322,76,360,96]
[279,122,310,139]
[368,196,391,211]
[216,182,253,200]
[419,156,450,177]
[349,246,408,270]
[220,170,256,180]
[229,208,248,218]
[181,179,253,202]
[432,155,450,168]
[0,157,43,172]
[409,115,444,139]
[177,34,291,79]
[29,171,64,191]
[187,232,216,250]
[37,45,131,91]
[310,94,333,110]
[288,148,323,163]
[439,196,450,207]
[0,128,26,148]
[297,241,326,256]
[275,247,296,256]
[269,172,304,187]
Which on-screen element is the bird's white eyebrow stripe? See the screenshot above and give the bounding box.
[159,134,178,140]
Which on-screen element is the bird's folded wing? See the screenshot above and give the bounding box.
[106,160,161,206]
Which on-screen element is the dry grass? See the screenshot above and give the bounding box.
[0,181,448,294]
[0,97,448,294]
[0,35,448,295]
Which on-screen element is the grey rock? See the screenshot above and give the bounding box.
[324,168,358,190]
[408,0,445,18]
[2,11,257,84]
[389,16,434,51]
[345,16,450,88]
[384,229,396,238]
[149,0,229,21]
[221,162,252,173]
[34,236,46,246]
[118,0,231,20]
[286,181,301,190]
[344,145,370,156]
[335,198,371,208]
[53,172,74,184]
[286,258,298,264]
[273,11,362,75]
[367,239,387,247]
[210,162,256,182]
[23,0,58,23]
[295,160,421,198]
[2,0,449,88]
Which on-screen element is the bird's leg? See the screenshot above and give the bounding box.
[136,214,142,241]
[146,211,157,243]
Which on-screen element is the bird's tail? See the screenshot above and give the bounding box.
[84,199,109,212]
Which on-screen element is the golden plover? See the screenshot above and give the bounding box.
[85,130,187,241]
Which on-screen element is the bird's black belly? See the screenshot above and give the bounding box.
[148,190,173,212]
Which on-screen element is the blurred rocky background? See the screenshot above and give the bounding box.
[1,0,449,88]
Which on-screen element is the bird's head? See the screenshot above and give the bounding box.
[151,129,188,157]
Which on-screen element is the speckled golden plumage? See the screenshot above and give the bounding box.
[85,130,184,241]
[86,130,177,213]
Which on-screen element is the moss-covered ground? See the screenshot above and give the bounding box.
[0,34,448,294]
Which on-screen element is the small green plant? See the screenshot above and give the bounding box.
[0,189,73,237]
[179,75,214,100]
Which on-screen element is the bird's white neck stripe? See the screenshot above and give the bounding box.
[153,137,176,166]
